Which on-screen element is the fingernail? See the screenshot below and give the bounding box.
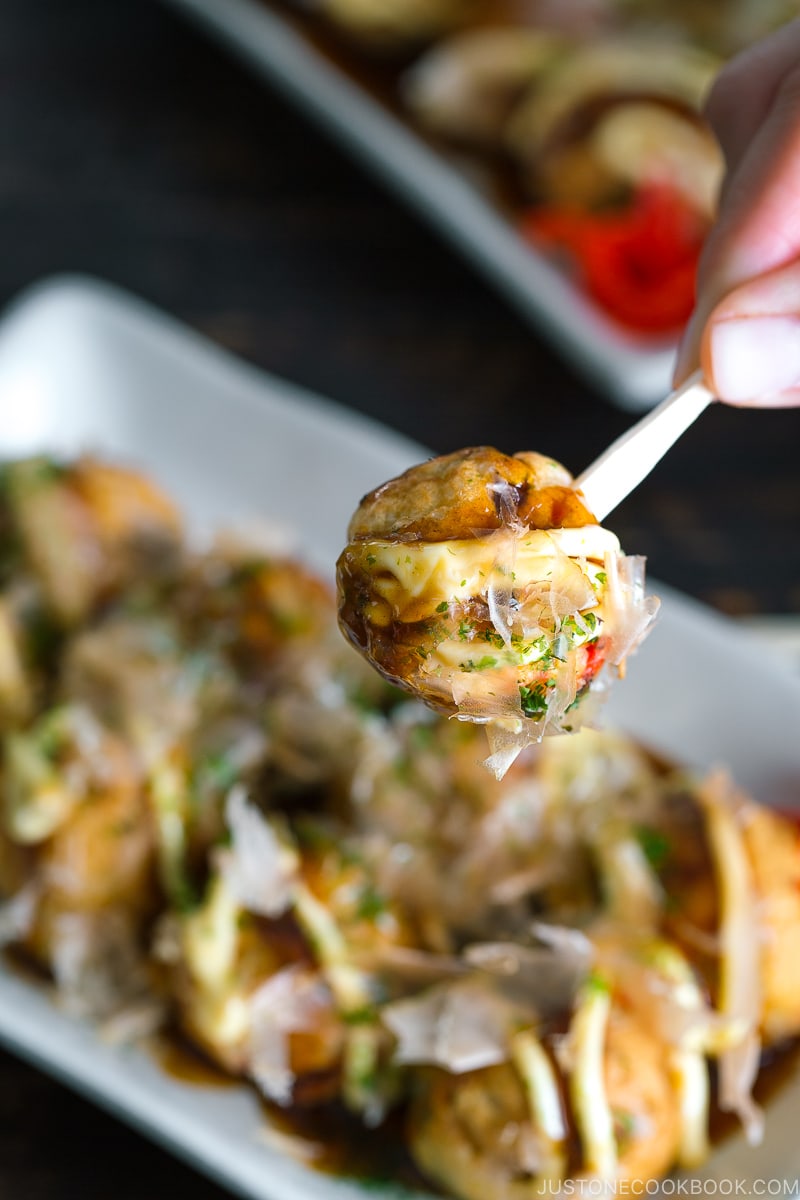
[709,315,800,402]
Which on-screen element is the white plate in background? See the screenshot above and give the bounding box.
[160,0,678,412]
[0,275,798,1199]
[739,615,800,675]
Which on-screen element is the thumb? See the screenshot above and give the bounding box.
[699,258,800,407]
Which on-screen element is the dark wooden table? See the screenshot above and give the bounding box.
[0,0,797,1195]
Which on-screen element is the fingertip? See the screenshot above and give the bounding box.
[704,313,800,405]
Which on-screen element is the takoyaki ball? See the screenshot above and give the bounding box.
[645,791,800,1043]
[173,877,344,1103]
[24,745,156,966]
[338,447,656,738]
[506,40,722,215]
[407,1062,546,1200]
[604,1006,681,1183]
[403,28,566,148]
[738,804,800,1043]
[406,1007,680,1198]
[3,457,181,626]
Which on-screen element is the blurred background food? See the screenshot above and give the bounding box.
[1,455,799,1200]
[302,0,796,54]
[284,0,794,333]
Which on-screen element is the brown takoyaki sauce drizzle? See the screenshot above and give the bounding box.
[152,1025,800,1190]
[4,945,799,1189]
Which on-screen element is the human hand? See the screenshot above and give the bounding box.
[674,18,800,406]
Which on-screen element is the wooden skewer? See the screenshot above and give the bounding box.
[575,370,715,522]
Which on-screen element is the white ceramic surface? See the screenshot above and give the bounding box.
[0,276,798,1198]
[161,0,678,412]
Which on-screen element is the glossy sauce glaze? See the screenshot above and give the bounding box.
[153,1019,800,1189]
[155,1031,433,1190]
[4,864,800,1190]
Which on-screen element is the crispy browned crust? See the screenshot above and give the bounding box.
[336,553,436,701]
[338,447,599,710]
[346,447,595,543]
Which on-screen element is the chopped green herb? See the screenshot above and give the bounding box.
[35,711,70,761]
[196,750,239,795]
[8,457,65,491]
[355,885,388,922]
[366,553,377,566]
[343,1006,377,1026]
[585,971,611,996]
[173,876,202,914]
[595,571,607,585]
[519,683,549,718]
[435,600,449,614]
[460,655,497,672]
[635,825,672,871]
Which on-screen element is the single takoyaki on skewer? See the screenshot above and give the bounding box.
[337,447,657,774]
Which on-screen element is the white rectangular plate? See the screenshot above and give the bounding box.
[0,275,798,1198]
[160,0,678,411]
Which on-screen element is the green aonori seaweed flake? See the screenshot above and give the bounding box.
[635,825,672,871]
[519,682,550,717]
[460,655,498,673]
